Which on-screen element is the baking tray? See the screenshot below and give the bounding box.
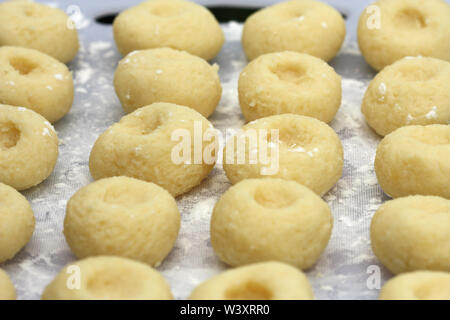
[2,0,408,300]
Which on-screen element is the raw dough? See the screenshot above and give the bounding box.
[113,0,224,60]
[42,256,173,300]
[89,103,217,197]
[239,51,341,123]
[242,0,346,61]
[371,195,450,274]
[0,182,35,263]
[189,261,314,300]
[0,105,58,190]
[358,0,450,71]
[0,46,74,123]
[379,271,450,300]
[0,0,79,63]
[375,125,450,198]
[211,178,333,269]
[362,57,450,136]
[223,114,344,196]
[64,176,180,267]
[0,269,16,300]
[114,48,222,117]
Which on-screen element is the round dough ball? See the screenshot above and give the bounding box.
[358,0,450,71]
[239,51,341,123]
[362,57,450,136]
[371,196,450,274]
[0,0,79,63]
[42,256,173,300]
[114,48,222,117]
[0,105,59,190]
[375,125,450,198]
[211,179,332,269]
[189,261,314,300]
[113,0,224,60]
[89,103,217,197]
[223,114,343,196]
[242,0,346,62]
[0,182,35,263]
[0,46,74,123]
[64,177,180,267]
[0,269,16,300]
[379,271,450,300]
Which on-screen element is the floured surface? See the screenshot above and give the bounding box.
[3,20,393,300]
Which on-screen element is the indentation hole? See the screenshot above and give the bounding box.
[10,57,38,75]
[86,269,144,299]
[254,184,298,209]
[413,132,449,145]
[225,281,273,300]
[399,65,437,81]
[396,8,427,28]
[103,186,149,205]
[269,126,313,148]
[124,111,165,135]
[414,281,450,300]
[272,64,306,85]
[0,122,20,149]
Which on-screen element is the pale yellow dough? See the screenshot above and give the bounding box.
[0,46,74,123]
[89,103,217,197]
[374,125,450,198]
[362,57,450,136]
[190,261,314,300]
[211,179,332,269]
[242,0,346,61]
[0,269,16,300]
[358,0,450,71]
[42,256,173,300]
[239,51,341,123]
[64,177,180,266]
[223,114,343,196]
[0,0,79,63]
[114,48,222,117]
[371,196,450,274]
[0,182,35,263]
[113,0,224,60]
[379,271,450,300]
[0,105,58,190]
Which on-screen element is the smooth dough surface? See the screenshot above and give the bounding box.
[0,0,79,63]
[371,196,450,274]
[379,271,450,300]
[362,57,450,136]
[64,177,180,267]
[0,105,58,190]
[223,114,343,196]
[114,48,222,117]
[89,103,217,197]
[211,179,332,269]
[374,125,450,198]
[113,0,224,60]
[358,0,450,71]
[189,261,314,300]
[0,269,16,300]
[239,51,341,123]
[42,256,173,300]
[0,182,35,263]
[242,0,346,61]
[0,46,74,123]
